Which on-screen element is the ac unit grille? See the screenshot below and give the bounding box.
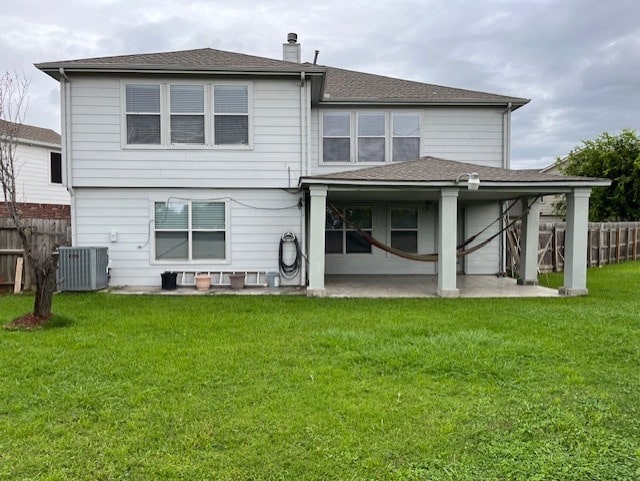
[57,247,109,291]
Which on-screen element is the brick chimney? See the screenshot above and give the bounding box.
[283,33,300,63]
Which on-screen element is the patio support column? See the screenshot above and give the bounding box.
[518,196,541,285]
[307,184,328,297]
[560,188,591,296]
[437,188,459,297]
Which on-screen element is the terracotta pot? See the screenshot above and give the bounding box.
[229,273,245,290]
[195,274,212,291]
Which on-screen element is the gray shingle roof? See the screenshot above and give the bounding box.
[36,48,323,73]
[36,47,528,106]
[0,119,60,146]
[319,66,528,105]
[303,157,608,185]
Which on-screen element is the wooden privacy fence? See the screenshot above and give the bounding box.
[507,221,640,275]
[0,218,71,290]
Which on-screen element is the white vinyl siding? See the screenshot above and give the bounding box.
[69,77,301,188]
[72,188,302,286]
[461,202,501,274]
[12,143,69,205]
[310,106,506,175]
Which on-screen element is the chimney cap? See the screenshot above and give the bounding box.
[287,32,298,44]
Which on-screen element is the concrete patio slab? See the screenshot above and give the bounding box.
[110,275,559,298]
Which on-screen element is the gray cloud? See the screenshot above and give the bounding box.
[1,0,638,169]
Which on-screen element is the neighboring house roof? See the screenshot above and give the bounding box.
[35,47,528,108]
[0,119,61,146]
[539,158,567,174]
[302,157,610,187]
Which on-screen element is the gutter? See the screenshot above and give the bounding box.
[59,67,77,244]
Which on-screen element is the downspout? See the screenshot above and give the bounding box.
[59,67,76,245]
[299,71,307,286]
[500,102,512,274]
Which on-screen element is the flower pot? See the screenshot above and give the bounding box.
[229,273,245,290]
[195,274,212,291]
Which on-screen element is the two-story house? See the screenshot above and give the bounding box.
[0,120,70,220]
[35,34,608,296]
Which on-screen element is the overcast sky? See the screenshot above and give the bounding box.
[2,0,638,169]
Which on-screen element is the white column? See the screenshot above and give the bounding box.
[518,196,541,285]
[307,185,328,296]
[560,188,591,296]
[437,189,459,297]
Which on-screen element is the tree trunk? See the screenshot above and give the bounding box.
[32,254,58,319]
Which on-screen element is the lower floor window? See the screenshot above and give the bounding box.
[154,201,226,260]
[325,206,372,254]
[390,206,418,253]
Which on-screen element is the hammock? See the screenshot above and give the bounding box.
[327,197,538,263]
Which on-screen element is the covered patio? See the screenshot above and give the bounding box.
[301,157,610,298]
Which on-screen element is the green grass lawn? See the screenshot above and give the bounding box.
[1,263,639,480]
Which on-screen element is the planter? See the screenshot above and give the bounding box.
[195,274,212,291]
[160,271,177,291]
[229,273,245,290]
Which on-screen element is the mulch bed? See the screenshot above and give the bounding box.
[4,314,51,330]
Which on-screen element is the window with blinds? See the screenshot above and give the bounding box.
[126,84,161,144]
[170,85,205,144]
[154,201,226,260]
[124,83,251,148]
[213,85,249,145]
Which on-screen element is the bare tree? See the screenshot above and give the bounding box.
[1,72,59,322]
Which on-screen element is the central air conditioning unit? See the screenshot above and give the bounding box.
[57,246,109,291]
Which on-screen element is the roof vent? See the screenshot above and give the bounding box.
[283,33,300,63]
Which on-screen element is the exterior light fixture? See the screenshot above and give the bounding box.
[455,172,480,191]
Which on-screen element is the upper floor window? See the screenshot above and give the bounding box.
[358,113,385,162]
[321,111,421,163]
[170,85,205,144]
[214,85,249,145]
[126,84,161,144]
[392,113,420,161]
[50,152,62,184]
[124,82,251,148]
[322,112,351,162]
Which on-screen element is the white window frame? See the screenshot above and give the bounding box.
[150,199,230,265]
[319,110,422,165]
[388,204,420,254]
[325,205,373,255]
[321,112,352,163]
[121,80,253,150]
[169,84,207,146]
[391,113,421,162]
[357,112,386,163]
